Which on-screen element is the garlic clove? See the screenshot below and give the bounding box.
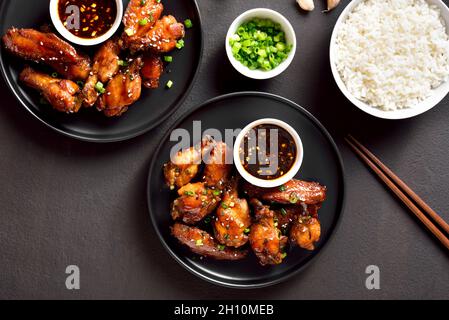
[297,0,315,11]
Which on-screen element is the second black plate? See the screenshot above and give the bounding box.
[0,0,203,142]
[147,92,345,288]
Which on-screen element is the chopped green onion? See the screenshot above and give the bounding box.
[166,80,173,88]
[164,56,173,63]
[217,244,225,251]
[212,190,221,196]
[175,39,185,49]
[184,19,193,29]
[228,18,292,72]
[289,192,299,204]
[276,42,286,52]
[184,191,195,196]
[139,18,148,26]
[140,0,146,6]
[221,203,229,209]
[118,60,128,67]
[244,228,251,234]
[195,239,203,246]
[279,185,286,192]
[51,72,58,78]
[94,81,106,94]
[281,252,287,259]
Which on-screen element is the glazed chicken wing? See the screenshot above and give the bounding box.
[275,206,300,234]
[163,136,218,190]
[82,74,100,108]
[82,39,121,107]
[244,179,327,205]
[249,199,288,266]
[213,179,251,248]
[141,54,163,89]
[171,223,248,260]
[121,0,163,50]
[125,15,185,53]
[3,28,91,80]
[163,140,203,190]
[171,182,221,225]
[97,56,143,117]
[203,140,232,189]
[51,58,92,81]
[20,66,81,113]
[290,216,321,251]
[94,39,121,84]
[272,202,322,251]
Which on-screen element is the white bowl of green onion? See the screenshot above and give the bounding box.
[226,8,296,80]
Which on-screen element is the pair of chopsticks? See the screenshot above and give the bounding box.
[345,135,449,250]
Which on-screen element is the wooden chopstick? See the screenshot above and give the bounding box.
[345,135,449,250]
[347,135,449,235]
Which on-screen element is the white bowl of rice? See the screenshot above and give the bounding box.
[330,0,449,119]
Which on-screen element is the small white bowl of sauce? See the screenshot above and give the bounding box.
[50,0,123,46]
[234,119,304,188]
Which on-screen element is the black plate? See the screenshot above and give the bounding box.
[0,0,203,142]
[147,92,345,288]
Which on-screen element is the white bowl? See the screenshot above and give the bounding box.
[225,8,297,80]
[330,0,449,120]
[233,118,304,188]
[49,0,123,46]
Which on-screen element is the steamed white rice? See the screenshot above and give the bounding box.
[334,0,449,111]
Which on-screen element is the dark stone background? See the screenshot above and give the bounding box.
[0,0,448,299]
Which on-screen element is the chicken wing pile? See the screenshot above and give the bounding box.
[2,0,185,117]
[164,138,328,266]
